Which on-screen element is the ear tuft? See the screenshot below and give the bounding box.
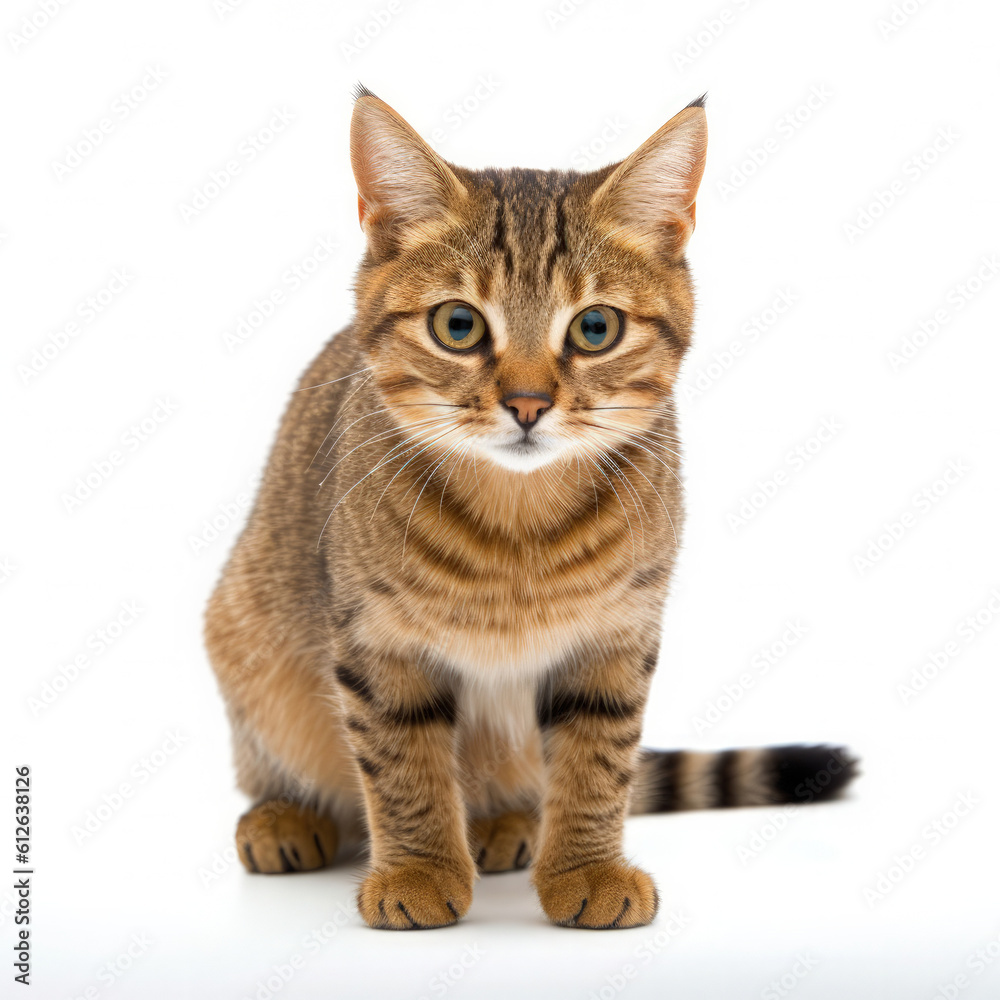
[590,102,708,256]
[352,82,377,103]
[685,92,708,110]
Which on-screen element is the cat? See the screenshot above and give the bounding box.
[204,86,857,930]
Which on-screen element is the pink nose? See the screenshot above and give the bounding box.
[503,394,552,428]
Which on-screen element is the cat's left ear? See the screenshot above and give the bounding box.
[589,97,707,256]
[350,86,467,258]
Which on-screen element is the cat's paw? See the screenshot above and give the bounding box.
[236,801,339,874]
[470,810,537,873]
[533,860,659,929]
[358,862,474,929]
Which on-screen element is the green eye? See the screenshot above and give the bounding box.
[431,301,487,350]
[568,306,620,353]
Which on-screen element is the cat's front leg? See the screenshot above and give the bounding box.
[333,655,474,929]
[532,645,659,929]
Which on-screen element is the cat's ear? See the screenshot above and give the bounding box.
[350,86,467,256]
[589,97,707,256]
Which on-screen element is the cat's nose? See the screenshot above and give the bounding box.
[503,393,552,429]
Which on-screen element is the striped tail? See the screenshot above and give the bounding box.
[629,744,858,814]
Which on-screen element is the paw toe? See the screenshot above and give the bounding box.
[470,811,537,873]
[358,864,472,930]
[534,860,658,929]
[236,801,339,874]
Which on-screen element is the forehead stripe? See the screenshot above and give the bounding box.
[543,190,569,284]
[491,199,514,279]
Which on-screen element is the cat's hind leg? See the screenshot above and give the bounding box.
[236,799,339,874]
[469,811,537,873]
[207,603,366,875]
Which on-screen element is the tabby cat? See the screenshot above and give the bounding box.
[204,87,857,930]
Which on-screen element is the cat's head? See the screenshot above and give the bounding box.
[349,87,706,474]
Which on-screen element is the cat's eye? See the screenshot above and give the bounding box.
[567,306,621,353]
[430,301,487,351]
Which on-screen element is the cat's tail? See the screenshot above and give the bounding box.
[629,743,858,814]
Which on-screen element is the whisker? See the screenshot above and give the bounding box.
[598,429,687,496]
[312,395,468,472]
[623,439,686,496]
[391,402,469,409]
[584,405,664,412]
[620,424,682,446]
[316,415,445,491]
[631,436,684,467]
[609,425,684,463]
[316,447,404,550]
[296,367,373,392]
[588,414,681,448]
[402,441,462,563]
[312,402,390,471]
[369,426,460,523]
[586,454,635,564]
[584,418,686,471]
[308,374,377,468]
[582,458,599,518]
[599,451,649,531]
[611,448,678,546]
[438,446,462,521]
[316,425,454,548]
[397,431,463,503]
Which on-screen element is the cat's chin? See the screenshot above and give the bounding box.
[480,439,566,474]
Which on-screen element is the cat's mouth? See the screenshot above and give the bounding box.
[481,431,566,473]
[503,440,538,458]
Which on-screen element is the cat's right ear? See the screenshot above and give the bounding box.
[350,87,467,258]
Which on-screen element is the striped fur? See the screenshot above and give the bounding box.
[630,745,859,814]
[204,90,857,931]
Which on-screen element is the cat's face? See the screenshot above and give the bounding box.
[350,91,706,474]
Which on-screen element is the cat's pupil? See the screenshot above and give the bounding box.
[581,310,608,344]
[448,306,475,340]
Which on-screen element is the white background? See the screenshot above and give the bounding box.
[3,0,1000,997]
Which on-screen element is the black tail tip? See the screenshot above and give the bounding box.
[770,744,859,805]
